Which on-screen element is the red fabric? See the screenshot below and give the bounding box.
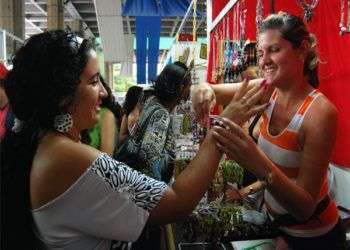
[178,34,194,41]
[0,63,8,79]
[0,104,9,140]
[212,0,230,20]
[207,0,350,166]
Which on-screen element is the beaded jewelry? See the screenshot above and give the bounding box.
[54,113,73,133]
[297,0,321,22]
[340,0,350,35]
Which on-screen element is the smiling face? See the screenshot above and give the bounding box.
[70,54,107,131]
[257,29,305,87]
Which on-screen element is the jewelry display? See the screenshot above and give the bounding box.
[256,0,264,32]
[340,0,350,35]
[297,0,321,22]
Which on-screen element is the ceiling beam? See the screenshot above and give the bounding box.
[125,16,132,35]
[170,17,181,37]
[195,16,206,33]
[160,17,181,64]
[28,0,47,16]
[25,18,44,33]
[64,1,95,38]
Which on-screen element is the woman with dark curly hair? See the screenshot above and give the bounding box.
[118,85,143,142]
[0,30,266,250]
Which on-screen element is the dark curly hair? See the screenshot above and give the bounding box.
[153,61,191,104]
[259,12,319,88]
[123,85,143,116]
[100,76,123,128]
[1,30,92,249]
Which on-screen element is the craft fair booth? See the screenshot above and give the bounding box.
[207,0,350,168]
[167,1,350,249]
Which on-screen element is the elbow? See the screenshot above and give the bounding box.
[292,200,318,222]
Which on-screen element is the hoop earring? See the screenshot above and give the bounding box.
[54,113,73,133]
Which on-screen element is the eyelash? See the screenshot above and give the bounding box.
[257,47,280,58]
[91,78,99,85]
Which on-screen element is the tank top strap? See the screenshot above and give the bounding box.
[288,89,321,132]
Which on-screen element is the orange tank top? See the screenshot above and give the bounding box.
[258,89,339,237]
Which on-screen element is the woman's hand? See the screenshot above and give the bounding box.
[191,82,216,125]
[220,78,268,126]
[225,186,246,203]
[212,118,268,179]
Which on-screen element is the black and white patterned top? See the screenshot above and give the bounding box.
[32,153,167,250]
[138,96,175,182]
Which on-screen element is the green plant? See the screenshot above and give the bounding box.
[220,159,244,187]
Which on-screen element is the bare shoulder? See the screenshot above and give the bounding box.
[34,133,101,173]
[102,109,115,122]
[302,93,338,142]
[31,133,102,209]
[305,94,338,126]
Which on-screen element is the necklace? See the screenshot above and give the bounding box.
[297,0,320,22]
[340,0,350,35]
[256,0,264,33]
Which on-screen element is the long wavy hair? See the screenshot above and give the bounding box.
[1,30,92,249]
[99,76,123,128]
[122,85,143,116]
[153,61,191,104]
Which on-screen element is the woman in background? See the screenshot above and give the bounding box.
[118,85,143,142]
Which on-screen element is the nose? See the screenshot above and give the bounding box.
[259,52,272,68]
[99,81,108,98]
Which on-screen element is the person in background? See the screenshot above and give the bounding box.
[193,12,346,250]
[0,63,10,140]
[136,61,194,183]
[88,76,122,155]
[0,30,268,250]
[118,85,143,142]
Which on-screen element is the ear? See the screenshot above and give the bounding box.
[299,39,310,59]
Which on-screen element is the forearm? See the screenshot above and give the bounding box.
[173,132,221,206]
[211,84,239,105]
[212,79,263,105]
[260,159,316,221]
[149,132,222,224]
[240,180,265,197]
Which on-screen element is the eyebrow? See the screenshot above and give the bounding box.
[89,73,100,80]
[257,43,280,50]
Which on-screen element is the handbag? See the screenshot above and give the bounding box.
[114,105,159,171]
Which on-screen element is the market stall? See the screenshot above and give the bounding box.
[207,0,350,168]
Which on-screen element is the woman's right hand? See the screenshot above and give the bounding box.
[220,78,268,126]
[191,82,216,125]
[225,186,245,203]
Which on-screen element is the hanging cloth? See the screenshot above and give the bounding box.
[135,16,161,84]
[122,0,191,17]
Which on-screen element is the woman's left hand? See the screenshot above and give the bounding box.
[211,118,267,179]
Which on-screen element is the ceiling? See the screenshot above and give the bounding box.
[25,0,207,39]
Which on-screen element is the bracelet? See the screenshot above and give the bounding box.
[260,171,274,188]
